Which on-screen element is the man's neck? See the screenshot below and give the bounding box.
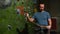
[40,10,45,12]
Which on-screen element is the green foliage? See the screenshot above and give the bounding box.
[0,0,35,34]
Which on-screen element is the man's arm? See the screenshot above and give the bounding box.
[47,18,52,29]
[27,16,35,22]
[26,13,35,22]
[46,12,52,29]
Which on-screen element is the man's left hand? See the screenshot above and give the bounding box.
[46,25,51,29]
[40,25,51,29]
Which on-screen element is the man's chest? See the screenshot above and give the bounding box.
[35,13,47,20]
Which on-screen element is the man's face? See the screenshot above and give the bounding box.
[40,4,44,11]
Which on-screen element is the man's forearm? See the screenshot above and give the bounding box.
[26,13,34,22]
[48,19,52,26]
[27,16,34,22]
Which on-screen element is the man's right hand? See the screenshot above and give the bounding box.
[25,13,29,17]
[25,12,35,22]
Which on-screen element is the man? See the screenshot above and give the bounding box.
[26,3,52,34]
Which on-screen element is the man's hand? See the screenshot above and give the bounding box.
[40,25,51,29]
[25,12,34,22]
[46,25,51,29]
[25,12,29,17]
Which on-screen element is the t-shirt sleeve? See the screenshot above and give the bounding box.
[47,12,51,20]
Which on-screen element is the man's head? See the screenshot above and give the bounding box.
[40,3,45,11]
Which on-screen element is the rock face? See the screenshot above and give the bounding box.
[0,0,12,8]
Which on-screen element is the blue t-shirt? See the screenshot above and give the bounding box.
[32,11,51,26]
